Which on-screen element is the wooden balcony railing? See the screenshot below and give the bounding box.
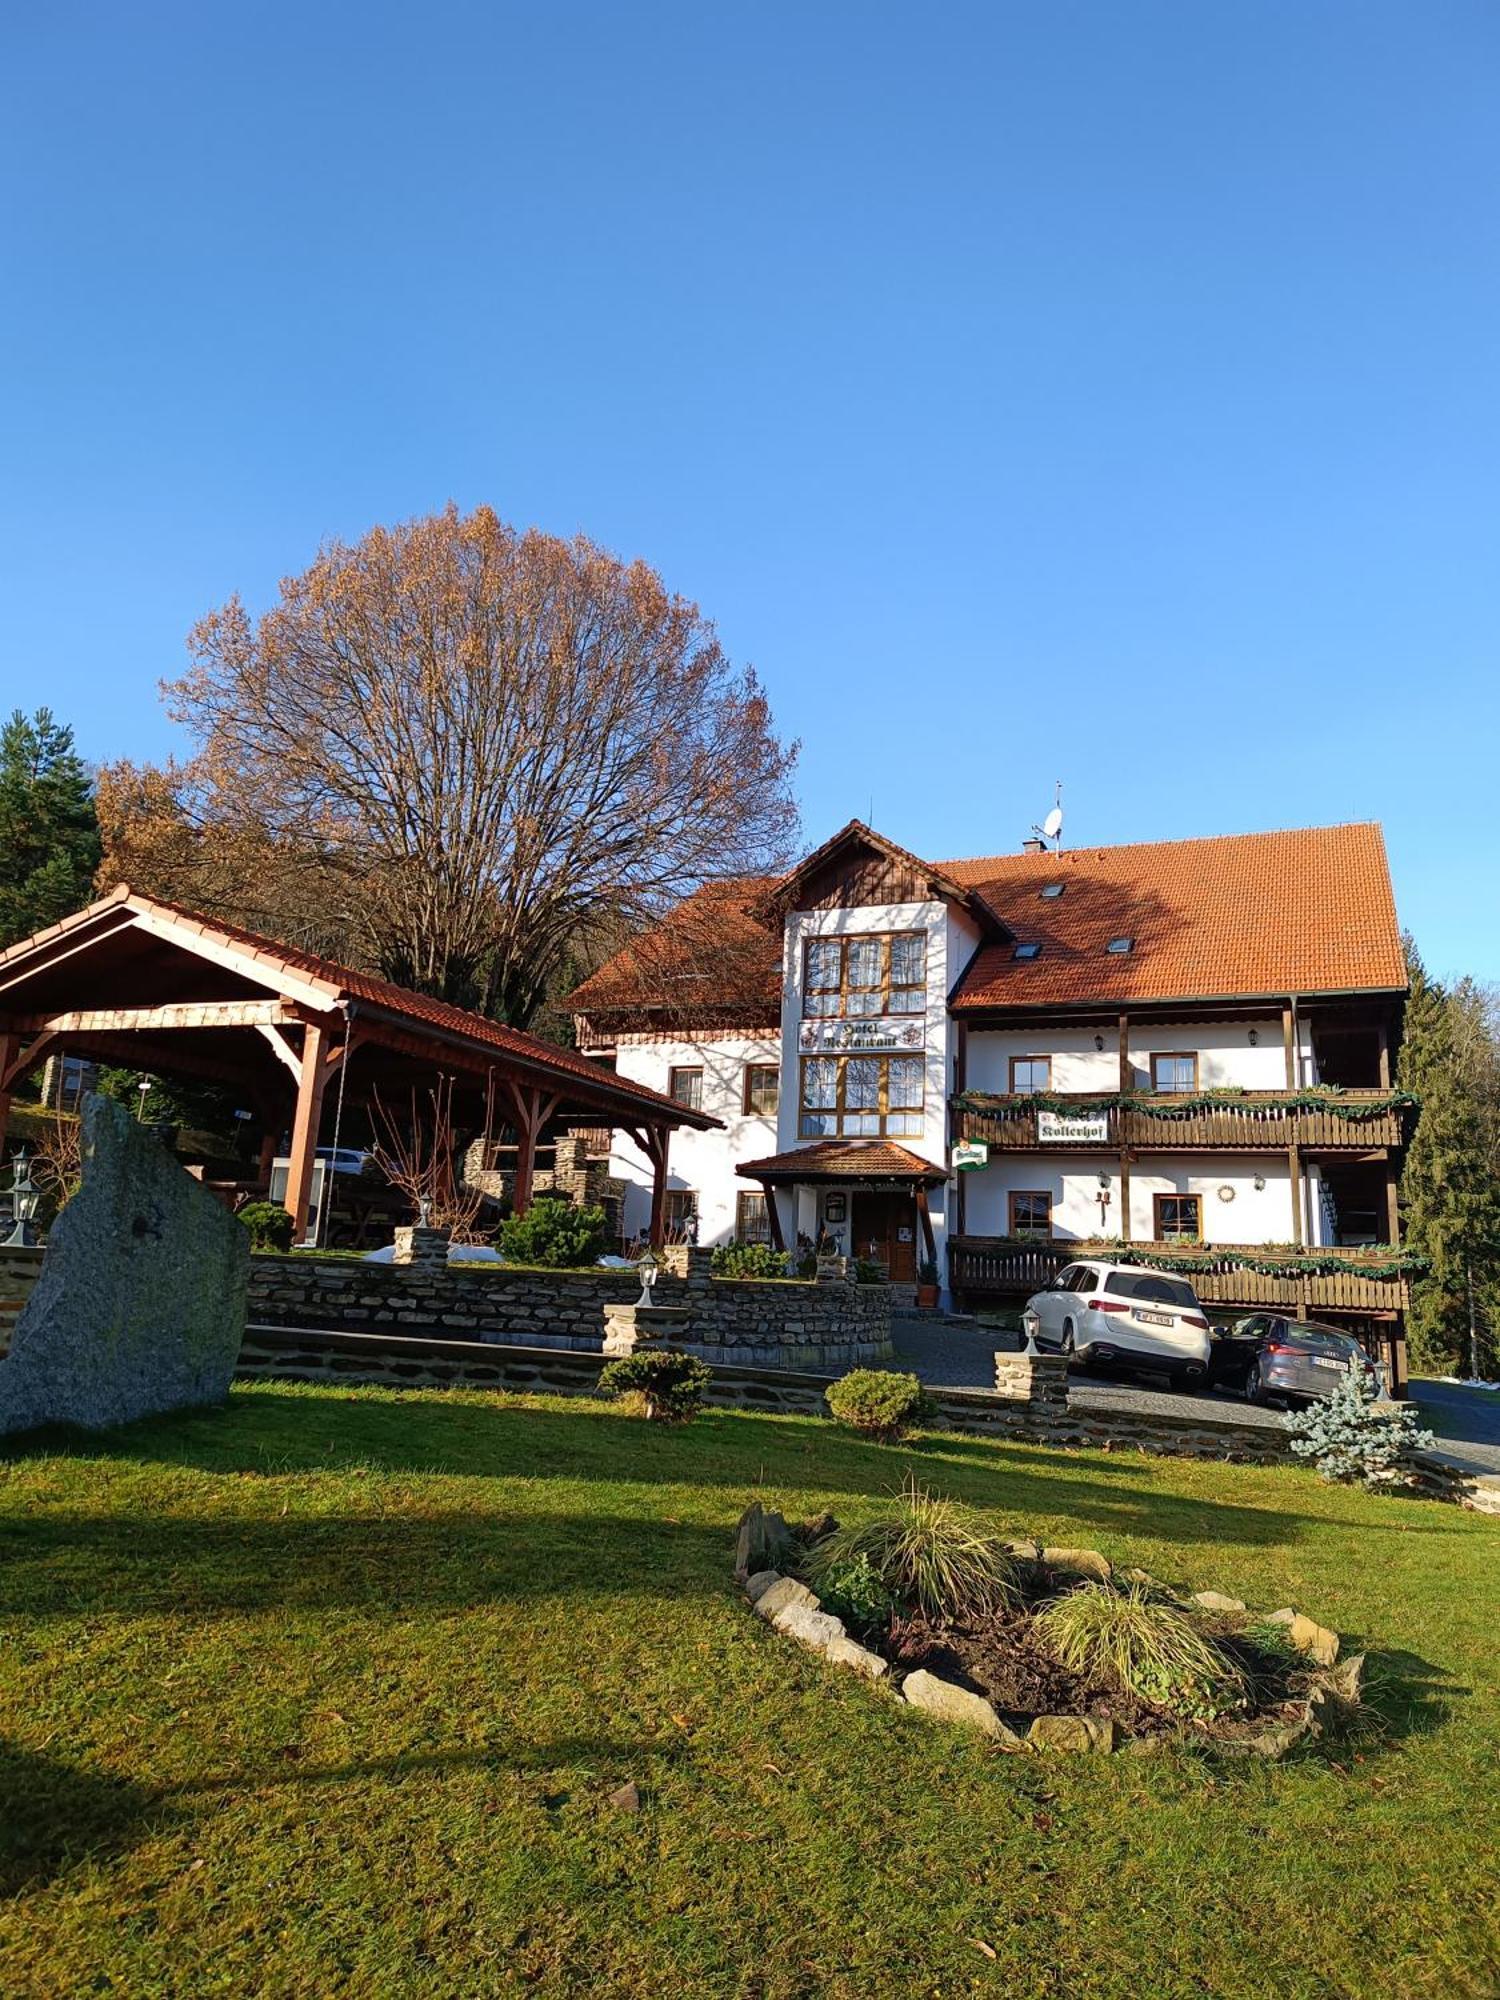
[952,1090,1411,1153]
[946,1236,1415,1316]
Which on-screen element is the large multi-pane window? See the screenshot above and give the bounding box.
[800,1054,924,1137]
[802,933,926,1018]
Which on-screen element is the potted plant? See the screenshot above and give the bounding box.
[915,1256,941,1310]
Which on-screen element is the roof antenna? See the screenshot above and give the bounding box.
[1031,781,1064,852]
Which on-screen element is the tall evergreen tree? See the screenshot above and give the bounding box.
[1399,943,1500,1377]
[0,709,101,949]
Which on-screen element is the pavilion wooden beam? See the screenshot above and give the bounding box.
[504,1082,562,1218]
[626,1124,673,1249]
[914,1186,938,1265]
[1,1029,62,1097]
[10,999,302,1034]
[757,1177,786,1252]
[285,1020,330,1241]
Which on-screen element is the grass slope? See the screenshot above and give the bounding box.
[1,1384,1497,1999]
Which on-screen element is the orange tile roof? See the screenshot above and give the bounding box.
[567,880,782,1018]
[736,1138,946,1182]
[941,823,1406,1012]
[2,887,719,1127]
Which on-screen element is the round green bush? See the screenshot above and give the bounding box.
[825,1368,932,1441]
[598,1347,713,1423]
[710,1240,789,1279]
[497,1196,609,1268]
[238,1200,295,1253]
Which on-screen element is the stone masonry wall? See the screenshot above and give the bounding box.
[0,1246,45,1358]
[237,1323,1293,1464]
[246,1249,893,1373]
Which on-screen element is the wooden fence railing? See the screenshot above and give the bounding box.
[953,1091,1407,1152]
[946,1236,1413,1315]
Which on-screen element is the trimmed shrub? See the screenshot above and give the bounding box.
[852,1258,888,1285]
[711,1240,789,1279]
[1034,1582,1247,1720]
[497,1197,608,1269]
[1287,1372,1435,1485]
[598,1348,713,1423]
[804,1479,1020,1622]
[825,1368,932,1441]
[238,1200,294,1253]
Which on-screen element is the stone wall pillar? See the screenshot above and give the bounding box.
[661,1244,714,1290]
[393,1225,451,1274]
[993,1349,1069,1414]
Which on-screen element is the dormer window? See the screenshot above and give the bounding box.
[1013,942,1042,961]
[1039,883,1065,900]
[1106,936,1134,955]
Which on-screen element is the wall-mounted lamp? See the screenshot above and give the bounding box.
[1248,1028,1260,1046]
[1097,1170,1110,1189]
[1253,1173,1266,1192]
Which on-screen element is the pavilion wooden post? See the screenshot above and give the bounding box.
[914,1186,938,1264]
[758,1178,786,1252]
[504,1084,561,1218]
[284,1021,329,1241]
[256,1128,278,1190]
[0,1030,21,1148]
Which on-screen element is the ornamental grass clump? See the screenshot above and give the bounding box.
[1287,1372,1435,1485]
[804,1479,1020,1622]
[1034,1582,1247,1720]
[825,1369,933,1441]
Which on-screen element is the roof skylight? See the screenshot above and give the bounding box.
[1039,883,1065,900]
[1013,942,1042,961]
[1106,936,1134,955]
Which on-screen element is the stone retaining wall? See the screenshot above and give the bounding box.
[1404,1449,1500,1516]
[0,1246,45,1358]
[237,1323,1291,1462]
[246,1247,893,1372]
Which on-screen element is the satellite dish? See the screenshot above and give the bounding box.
[1043,805,1064,842]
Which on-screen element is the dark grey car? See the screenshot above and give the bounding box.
[1209,1313,1381,1407]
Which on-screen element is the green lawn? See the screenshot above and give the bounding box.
[2,1385,1497,1999]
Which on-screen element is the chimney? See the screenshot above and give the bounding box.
[1022,837,1045,854]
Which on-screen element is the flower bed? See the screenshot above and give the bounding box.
[735,1496,1368,1758]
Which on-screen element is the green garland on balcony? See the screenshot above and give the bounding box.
[952,1235,1427,1279]
[954,1086,1418,1122]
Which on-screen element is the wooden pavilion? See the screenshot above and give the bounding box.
[0,887,718,1244]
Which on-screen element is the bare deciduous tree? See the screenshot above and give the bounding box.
[117,506,798,1025]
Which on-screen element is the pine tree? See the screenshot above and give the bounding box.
[1399,944,1500,1377]
[0,709,101,949]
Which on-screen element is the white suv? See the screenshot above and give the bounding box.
[1023,1261,1212,1386]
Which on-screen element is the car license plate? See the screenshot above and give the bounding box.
[1136,1310,1173,1327]
[1313,1356,1346,1370]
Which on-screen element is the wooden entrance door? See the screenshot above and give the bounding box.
[851,1190,918,1282]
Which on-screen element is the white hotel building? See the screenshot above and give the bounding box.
[568,820,1414,1381]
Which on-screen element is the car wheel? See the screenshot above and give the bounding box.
[1245,1359,1266,1406]
[1060,1320,1076,1358]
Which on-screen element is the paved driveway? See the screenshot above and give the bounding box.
[1408,1379,1500,1476]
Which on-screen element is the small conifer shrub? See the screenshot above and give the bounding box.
[1287,1372,1435,1485]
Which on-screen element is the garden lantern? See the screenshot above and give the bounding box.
[635,1249,658,1307]
[3,1151,42,1248]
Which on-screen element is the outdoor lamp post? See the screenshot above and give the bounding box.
[3,1151,42,1249]
[136,1077,152,1121]
[635,1249,659,1307]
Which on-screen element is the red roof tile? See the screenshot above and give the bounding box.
[941,824,1406,1012]
[567,881,782,1019]
[736,1138,946,1182]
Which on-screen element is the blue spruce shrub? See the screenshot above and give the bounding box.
[1287,1371,1434,1485]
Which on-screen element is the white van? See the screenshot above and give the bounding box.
[1023,1261,1213,1387]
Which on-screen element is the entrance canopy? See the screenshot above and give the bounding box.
[0,886,718,1242]
[735,1138,944,1263]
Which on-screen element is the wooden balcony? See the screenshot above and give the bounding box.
[952,1090,1410,1154]
[947,1236,1414,1317]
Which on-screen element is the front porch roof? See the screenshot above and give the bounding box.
[736,1139,947,1186]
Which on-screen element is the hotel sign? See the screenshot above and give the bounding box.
[1037,1110,1110,1144]
[798,1017,925,1054]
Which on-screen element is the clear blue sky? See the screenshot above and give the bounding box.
[3,4,1495,980]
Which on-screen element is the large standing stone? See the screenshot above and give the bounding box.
[0,1095,248,1435]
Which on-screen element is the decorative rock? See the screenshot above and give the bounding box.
[1266,1608,1297,1626]
[773,1603,846,1652]
[1327,1652,1366,1703]
[743,1569,782,1604]
[753,1576,818,1623]
[1233,1711,1315,1760]
[0,1095,248,1437]
[1287,1613,1340,1667]
[901,1669,1024,1745]
[1028,1714,1117,1754]
[608,1780,642,1811]
[827,1635,889,1679]
[735,1502,793,1580]
[1042,1547,1112,1582]
[798,1510,839,1546]
[1004,1539,1042,1561]
[1191,1591,1247,1614]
